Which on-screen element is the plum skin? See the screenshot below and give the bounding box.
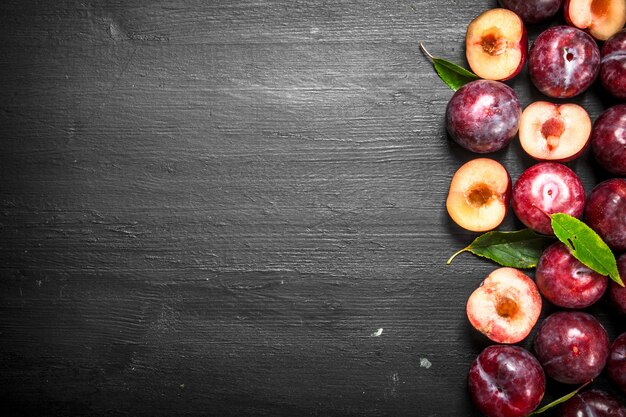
[497,0,563,23]
[585,178,626,251]
[557,389,626,417]
[610,254,626,314]
[528,26,600,98]
[533,311,610,384]
[535,242,607,309]
[591,104,626,176]
[468,345,545,417]
[446,79,521,153]
[607,333,626,396]
[601,29,626,100]
[512,162,586,235]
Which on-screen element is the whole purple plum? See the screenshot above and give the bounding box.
[608,333,626,395]
[585,178,626,251]
[498,0,563,23]
[468,345,545,417]
[591,104,626,176]
[446,79,521,153]
[533,311,609,384]
[558,389,626,417]
[610,254,626,314]
[529,26,600,98]
[512,162,586,235]
[535,242,607,309]
[601,29,626,100]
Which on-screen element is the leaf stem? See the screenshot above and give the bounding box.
[446,247,467,265]
[419,42,434,62]
[528,380,592,415]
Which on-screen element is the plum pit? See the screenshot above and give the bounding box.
[481,29,507,56]
[466,183,494,208]
[496,296,519,318]
[541,117,565,150]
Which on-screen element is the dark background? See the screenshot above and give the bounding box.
[0,1,624,416]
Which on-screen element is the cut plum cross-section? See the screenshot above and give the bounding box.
[519,101,591,161]
[466,267,542,344]
[446,158,511,232]
[466,8,528,81]
[565,0,626,41]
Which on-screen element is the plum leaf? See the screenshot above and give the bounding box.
[447,229,554,269]
[551,213,623,286]
[419,43,480,91]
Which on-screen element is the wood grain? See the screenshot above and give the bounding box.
[0,1,624,416]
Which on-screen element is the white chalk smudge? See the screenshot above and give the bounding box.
[371,328,383,337]
[420,358,432,369]
[391,372,399,384]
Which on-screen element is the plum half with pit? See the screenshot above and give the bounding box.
[465,8,528,81]
[446,158,511,232]
[535,241,608,309]
[591,104,626,176]
[518,101,592,162]
[528,25,600,98]
[498,0,563,23]
[565,0,626,41]
[466,267,542,344]
[468,345,545,417]
[533,311,610,384]
[512,162,586,235]
[558,389,626,417]
[585,178,626,251]
[601,29,626,100]
[446,79,521,153]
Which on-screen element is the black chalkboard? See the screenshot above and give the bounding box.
[0,1,623,416]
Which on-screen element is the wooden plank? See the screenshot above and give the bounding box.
[0,0,623,416]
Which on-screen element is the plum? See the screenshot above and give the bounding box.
[558,389,626,417]
[498,0,563,23]
[607,333,626,395]
[591,104,626,176]
[512,162,586,235]
[528,25,600,98]
[585,178,626,251]
[565,0,626,41]
[468,345,545,417]
[601,29,626,100]
[466,267,541,344]
[465,8,527,81]
[533,311,610,384]
[446,158,511,232]
[535,241,608,309]
[610,254,626,314]
[446,79,521,153]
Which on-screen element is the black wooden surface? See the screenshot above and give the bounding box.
[0,1,624,416]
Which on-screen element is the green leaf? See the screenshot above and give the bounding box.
[528,380,591,415]
[447,229,555,269]
[551,213,623,286]
[420,43,479,91]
